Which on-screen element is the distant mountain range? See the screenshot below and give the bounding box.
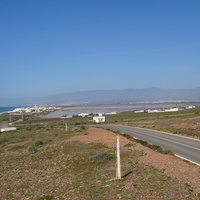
[1,88,200,106]
[40,87,200,105]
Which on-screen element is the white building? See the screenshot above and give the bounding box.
[105,111,117,115]
[146,107,179,113]
[135,110,144,113]
[186,106,195,109]
[93,116,106,123]
[147,109,159,113]
[164,108,179,112]
[0,121,17,133]
[12,108,24,113]
[78,113,89,117]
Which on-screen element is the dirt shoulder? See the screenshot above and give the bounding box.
[69,127,200,193]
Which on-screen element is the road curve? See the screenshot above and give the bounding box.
[103,124,200,166]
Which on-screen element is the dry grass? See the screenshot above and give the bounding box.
[0,123,200,200]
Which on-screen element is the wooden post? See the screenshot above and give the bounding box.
[21,112,24,121]
[65,123,68,132]
[116,136,121,179]
[9,113,11,122]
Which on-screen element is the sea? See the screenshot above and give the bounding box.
[0,107,18,115]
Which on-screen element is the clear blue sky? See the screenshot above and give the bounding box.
[1,0,200,99]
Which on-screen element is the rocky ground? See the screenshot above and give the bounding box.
[70,127,200,194]
[1,125,200,199]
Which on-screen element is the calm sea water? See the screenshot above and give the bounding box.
[0,107,17,114]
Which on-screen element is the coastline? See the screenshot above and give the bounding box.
[1,101,199,118]
[46,101,200,118]
[0,107,18,116]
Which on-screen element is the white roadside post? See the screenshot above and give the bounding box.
[9,113,12,122]
[116,136,121,179]
[22,112,24,120]
[65,123,68,132]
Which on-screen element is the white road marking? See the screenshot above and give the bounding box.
[175,154,200,166]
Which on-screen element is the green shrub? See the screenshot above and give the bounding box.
[10,145,25,151]
[0,138,8,144]
[34,140,44,147]
[80,125,86,130]
[89,151,115,162]
[27,144,37,154]
[51,132,58,137]
[134,139,174,155]
[37,195,54,200]
[124,142,134,148]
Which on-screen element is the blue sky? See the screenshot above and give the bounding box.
[0,0,200,99]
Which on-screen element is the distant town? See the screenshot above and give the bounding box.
[10,105,60,114]
[9,104,196,116]
[135,105,196,113]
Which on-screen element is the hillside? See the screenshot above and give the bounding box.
[1,125,199,199]
[1,108,200,199]
[1,87,200,106]
[41,87,200,105]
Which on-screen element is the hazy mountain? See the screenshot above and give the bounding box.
[40,87,200,105]
[1,88,200,106]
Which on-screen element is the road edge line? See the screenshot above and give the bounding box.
[175,154,200,166]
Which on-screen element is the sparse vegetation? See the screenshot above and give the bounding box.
[135,139,174,155]
[27,143,38,154]
[37,195,54,200]
[0,138,8,145]
[0,108,200,199]
[89,151,115,162]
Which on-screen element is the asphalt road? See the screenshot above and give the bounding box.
[103,125,200,166]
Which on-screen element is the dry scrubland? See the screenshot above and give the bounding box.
[0,108,200,200]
